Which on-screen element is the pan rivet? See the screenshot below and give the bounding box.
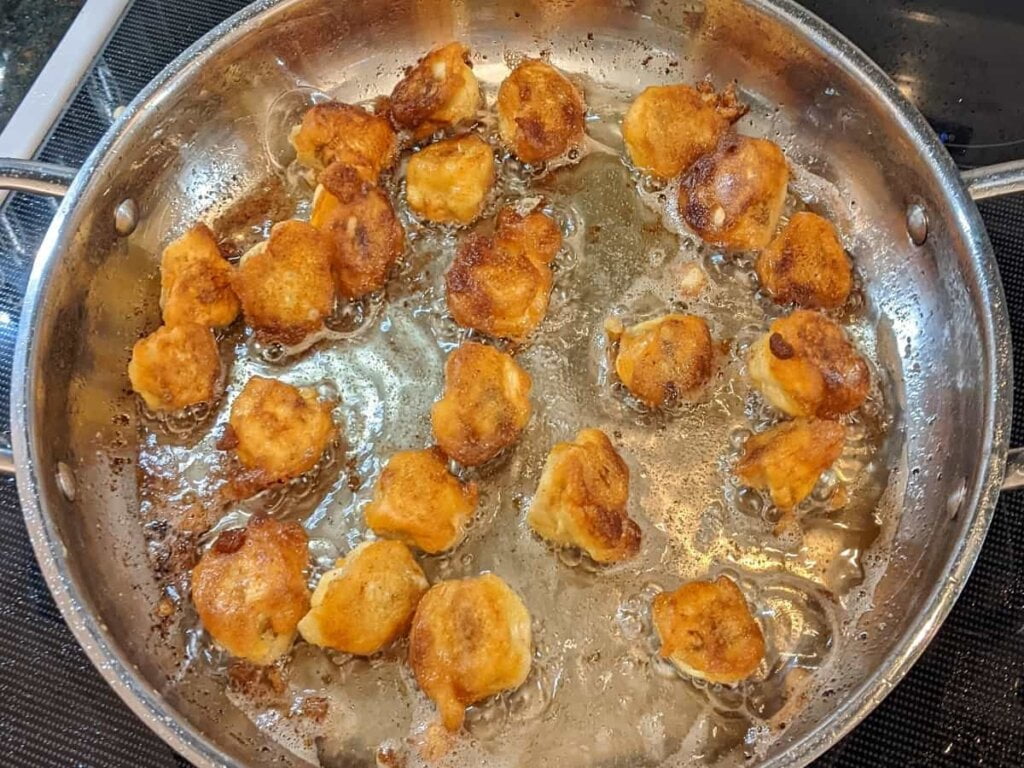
[906,202,928,245]
[56,461,76,502]
[114,199,138,236]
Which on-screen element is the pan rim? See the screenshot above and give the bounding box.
[9,0,1012,766]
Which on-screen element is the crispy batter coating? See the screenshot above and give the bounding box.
[679,134,789,251]
[622,82,747,180]
[128,323,221,412]
[233,220,336,345]
[310,162,405,298]
[756,212,852,309]
[613,314,715,407]
[445,207,562,340]
[364,448,479,554]
[191,516,310,665]
[406,133,495,224]
[652,576,765,684]
[389,42,481,138]
[297,540,428,655]
[160,223,240,328]
[291,101,398,183]
[225,376,335,487]
[409,573,532,730]
[431,342,532,466]
[497,59,586,164]
[748,309,870,418]
[737,418,845,510]
[527,428,640,563]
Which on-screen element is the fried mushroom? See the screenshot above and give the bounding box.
[755,211,853,309]
[679,134,789,251]
[622,82,747,180]
[389,42,481,138]
[364,448,479,554]
[406,133,495,224]
[298,540,428,656]
[737,418,845,510]
[160,223,240,328]
[497,59,585,164]
[311,161,405,298]
[233,220,336,345]
[612,314,715,407]
[291,101,398,183]
[431,342,532,466]
[191,516,310,665]
[128,323,222,412]
[652,575,765,684]
[748,309,870,418]
[409,573,532,730]
[527,428,640,563]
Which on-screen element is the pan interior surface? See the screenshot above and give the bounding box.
[14,0,1007,767]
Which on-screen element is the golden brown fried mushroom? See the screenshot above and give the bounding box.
[298,540,428,656]
[389,42,481,138]
[291,101,398,183]
[310,162,406,299]
[737,418,845,510]
[128,323,221,412]
[622,82,747,180]
[160,223,240,328]
[497,59,585,164]
[755,212,853,309]
[748,309,870,418]
[364,448,479,554]
[224,376,335,489]
[528,428,640,563]
[409,573,532,731]
[652,576,765,685]
[191,516,310,665]
[406,133,495,224]
[679,134,789,251]
[233,220,336,345]
[431,342,532,466]
[612,314,715,407]
[445,208,562,340]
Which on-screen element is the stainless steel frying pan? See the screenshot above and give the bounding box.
[3,0,1024,765]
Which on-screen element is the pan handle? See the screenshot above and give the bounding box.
[0,159,76,475]
[963,159,1024,201]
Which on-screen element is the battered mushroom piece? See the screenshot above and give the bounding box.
[389,42,481,138]
[291,101,398,183]
[737,419,846,510]
[622,82,747,180]
[431,342,532,466]
[756,212,853,309]
[406,133,495,224]
[191,516,310,666]
[497,58,585,164]
[128,323,221,412]
[311,162,405,298]
[233,220,336,345]
[225,376,335,488]
[652,575,765,685]
[364,448,479,554]
[409,573,532,731]
[679,134,789,251]
[298,540,428,656]
[748,309,870,418]
[612,314,715,407]
[528,428,640,563]
[160,223,240,328]
[445,207,562,340]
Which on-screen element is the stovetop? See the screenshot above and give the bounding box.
[0,1,1022,766]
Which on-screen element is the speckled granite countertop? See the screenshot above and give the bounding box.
[0,0,85,129]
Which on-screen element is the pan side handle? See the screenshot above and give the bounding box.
[1001,448,1024,491]
[0,159,76,475]
[963,159,1024,202]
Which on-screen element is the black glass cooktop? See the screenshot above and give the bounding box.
[0,1,1022,765]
